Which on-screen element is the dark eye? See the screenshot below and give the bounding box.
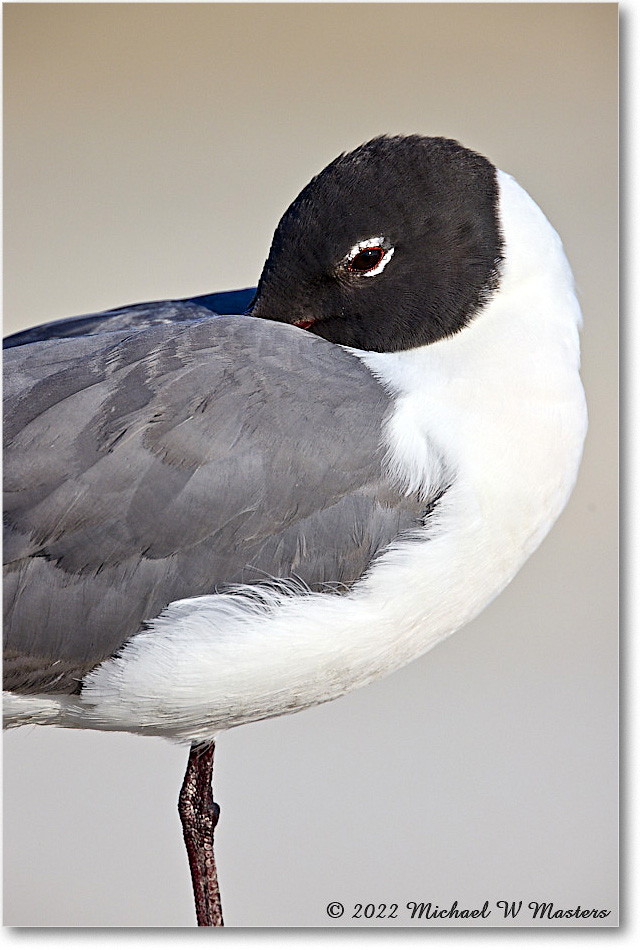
[344,238,394,278]
[348,246,385,273]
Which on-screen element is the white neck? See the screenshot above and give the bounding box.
[354,169,587,551]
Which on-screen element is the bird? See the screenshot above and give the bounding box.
[3,134,587,926]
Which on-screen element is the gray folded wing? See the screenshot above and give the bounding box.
[2,287,256,348]
[4,315,430,695]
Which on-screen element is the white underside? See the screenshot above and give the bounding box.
[4,171,587,743]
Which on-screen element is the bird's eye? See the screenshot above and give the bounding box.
[348,247,385,273]
[344,238,394,277]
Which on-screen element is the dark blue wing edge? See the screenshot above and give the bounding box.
[3,287,257,349]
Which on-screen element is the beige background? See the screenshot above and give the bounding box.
[3,2,618,929]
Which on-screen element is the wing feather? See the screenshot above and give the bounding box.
[4,314,427,694]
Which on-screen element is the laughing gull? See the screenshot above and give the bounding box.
[3,135,587,926]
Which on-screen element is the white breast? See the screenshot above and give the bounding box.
[10,170,586,742]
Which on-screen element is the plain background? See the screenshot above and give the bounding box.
[3,1,618,931]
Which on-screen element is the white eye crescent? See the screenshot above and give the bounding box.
[345,237,394,277]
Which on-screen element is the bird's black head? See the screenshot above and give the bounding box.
[250,135,503,352]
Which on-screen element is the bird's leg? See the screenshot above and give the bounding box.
[178,741,224,926]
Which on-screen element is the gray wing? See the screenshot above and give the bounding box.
[4,315,427,695]
[2,287,256,348]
